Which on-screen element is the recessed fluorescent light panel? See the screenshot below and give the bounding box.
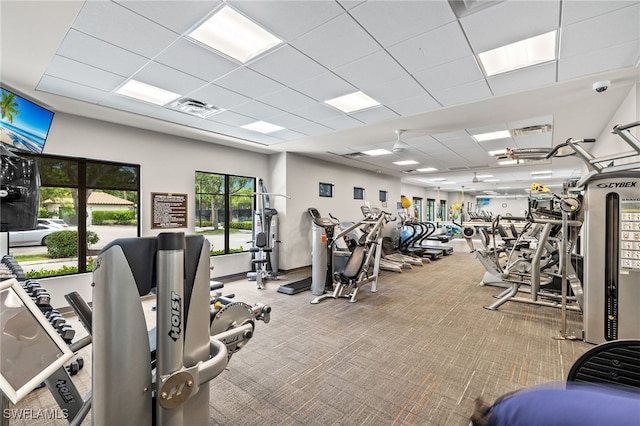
[484,179,500,182]
[497,159,518,165]
[188,5,282,63]
[473,130,511,142]
[476,174,493,178]
[478,30,557,77]
[392,160,419,166]
[416,167,438,172]
[362,149,392,156]
[488,149,508,156]
[241,121,285,134]
[115,80,180,105]
[324,91,380,113]
[530,170,552,176]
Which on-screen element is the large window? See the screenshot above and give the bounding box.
[6,153,139,278]
[426,198,436,221]
[195,171,255,255]
[439,200,447,221]
[412,197,423,222]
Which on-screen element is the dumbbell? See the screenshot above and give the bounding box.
[44,309,60,319]
[33,291,51,307]
[48,314,66,328]
[57,325,75,342]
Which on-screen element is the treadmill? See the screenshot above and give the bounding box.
[400,222,442,260]
[417,222,454,255]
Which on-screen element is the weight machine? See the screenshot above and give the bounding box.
[311,209,385,304]
[1,232,270,425]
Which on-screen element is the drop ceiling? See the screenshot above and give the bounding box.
[1,0,639,196]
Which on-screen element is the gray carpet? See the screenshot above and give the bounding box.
[9,239,593,425]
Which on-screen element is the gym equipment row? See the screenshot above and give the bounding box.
[1,233,271,425]
[471,121,640,343]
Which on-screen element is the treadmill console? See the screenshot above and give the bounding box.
[307,208,334,227]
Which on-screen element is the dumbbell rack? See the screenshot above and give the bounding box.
[1,255,87,425]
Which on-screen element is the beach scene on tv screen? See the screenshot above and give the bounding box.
[1,88,54,154]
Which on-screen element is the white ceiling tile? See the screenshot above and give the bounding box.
[268,129,307,141]
[155,38,239,82]
[461,0,561,52]
[337,1,366,11]
[248,45,327,87]
[208,110,255,127]
[224,128,282,145]
[317,114,364,131]
[187,84,251,111]
[561,1,638,26]
[413,56,484,92]
[212,67,286,99]
[37,75,108,104]
[387,22,472,74]
[228,0,344,42]
[114,0,222,34]
[232,100,285,120]
[291,13,381,69]
[267,113,317,131]
[513,132,552,149]
[432,130,472,141]
[72,1,180,58]
[98,94,163,115]
[133,61,208,96]
[348,0,457,47]
[558,40,640,81]
[477,139,511,152]
[560,4,640,59]
[333,50,407,91]
[45,55,126,92]
[487,62,557,96]
[291,72,356,102]
[362,75,430,105]
[430,79,492,107]
[387,94,441,116]
[55,29,149,78]
[256,88,318,112]
[291,121,334,137]
[351,106,399,124]
[295,103,344,122]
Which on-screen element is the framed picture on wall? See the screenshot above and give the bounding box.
[354,187,365,200]
[319,182,334,197]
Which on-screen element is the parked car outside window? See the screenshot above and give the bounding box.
[9,224,59,247]
[37,218,69,229]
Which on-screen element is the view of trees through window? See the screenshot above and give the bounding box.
[195,171,255,255]
[7,153,139,278]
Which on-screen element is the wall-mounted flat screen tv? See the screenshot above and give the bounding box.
[0,87,54,154]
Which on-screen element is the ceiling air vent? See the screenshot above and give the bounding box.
[511,124,552,136]
[343,152,366,159]
[401,169,419,174]
[169,98,221,118]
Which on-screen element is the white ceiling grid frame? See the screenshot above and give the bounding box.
[55,29,150,78]
[45,55,126,93]
[70,1,182,59]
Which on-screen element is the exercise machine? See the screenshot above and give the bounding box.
[311,210,384,304]
[277,208,336,295]
[247,179,284,289]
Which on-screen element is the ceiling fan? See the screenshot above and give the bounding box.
[392,129,410,153]
[472,172,479,183]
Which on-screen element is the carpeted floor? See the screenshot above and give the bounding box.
[8,239,593,425]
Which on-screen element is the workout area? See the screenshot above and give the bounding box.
[1,1,640,425]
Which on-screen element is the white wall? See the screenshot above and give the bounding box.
[284,153,401,269]
[589,84,639,165]
[40,113,270,283]
[477,197,529,218]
